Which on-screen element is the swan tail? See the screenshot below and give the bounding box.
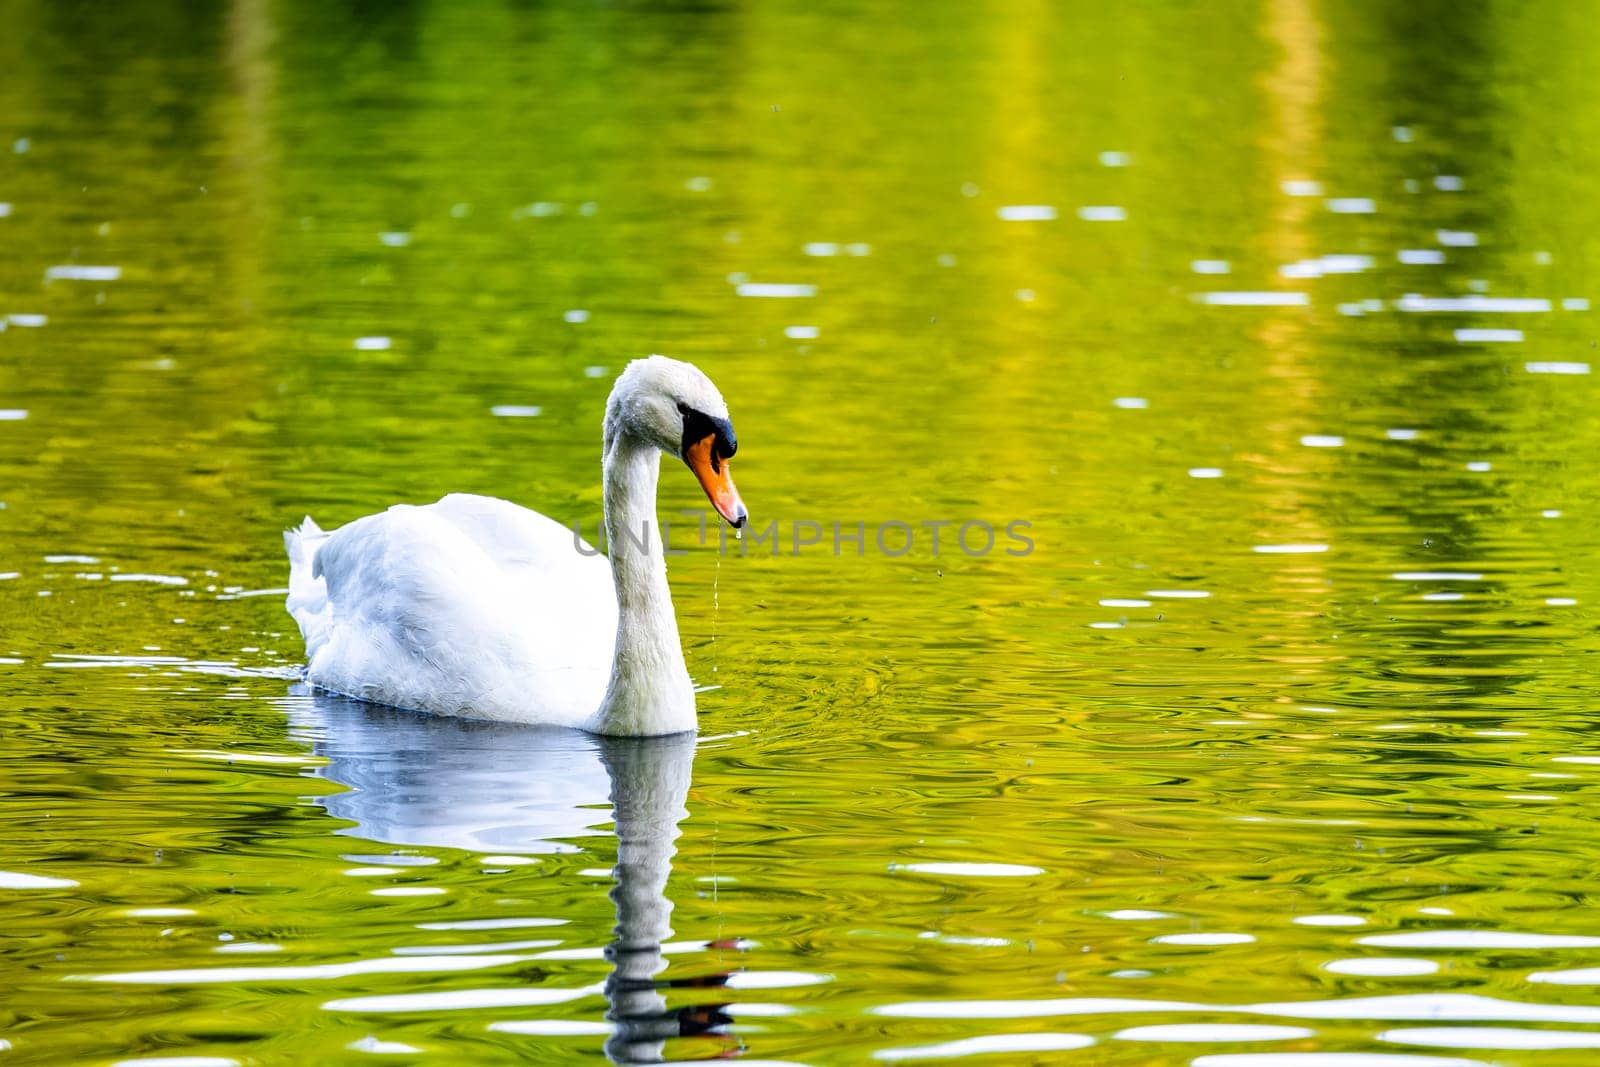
[284,516,332,653]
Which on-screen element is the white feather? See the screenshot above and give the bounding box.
[287,494,616,727]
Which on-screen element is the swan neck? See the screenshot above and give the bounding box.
[589,432,696,736]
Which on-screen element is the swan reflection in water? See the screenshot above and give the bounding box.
[288,691,737,1064]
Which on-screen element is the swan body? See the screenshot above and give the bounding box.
[284,356,745,736]
[285,494,617,727]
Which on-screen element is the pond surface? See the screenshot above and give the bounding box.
[6,1,1600,1064]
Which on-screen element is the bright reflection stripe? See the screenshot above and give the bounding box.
[996,205,1056,221]
[392,938,561,955]
[1361,931,1600,950]
[724,971,833,989]
[1381,1026,1600,1050]
[899,862,1043,878]
[74,953,534,984]
[1198,291,1311,306]
[489,1020,613,1036]
[417,917,564,930]
[0,870,78,889]
[1194,1055,1483,1067]
[872,993,1600,1024]
[45,265,121,281]
[1117,1024,1313,1042]
[1324,959,1437,977]
[875,1034,1094,1060]
[736,283,817,298]
[1395,295,1550,312]
[324,982,603,1013]
[872,997,1207,1019]
[1529,967,1600,985]
[1455,328,1523,342]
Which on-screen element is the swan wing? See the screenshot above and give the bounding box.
[289,494,617,725]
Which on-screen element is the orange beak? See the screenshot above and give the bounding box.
[685,433,747,527]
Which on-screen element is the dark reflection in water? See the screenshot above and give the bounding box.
[292,694,732,1064]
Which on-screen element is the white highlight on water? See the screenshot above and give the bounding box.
[898,862,1044,878]
[1118,1024,1313,1043]
[1199,292,1311,306]
[1325,958,1438,977]
[1280,254,1373,278]
[45,265,121,281]
[736,283,816,298]
[996,205,1057,221]
[0,870,78,889]
[1396,295,1549,313]
[876,1034,1094,1061]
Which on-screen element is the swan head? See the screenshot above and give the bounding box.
[606,355,747,527]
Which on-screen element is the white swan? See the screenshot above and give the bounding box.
[283,355,746,736]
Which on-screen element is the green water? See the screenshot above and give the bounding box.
[7,1,1600,1063]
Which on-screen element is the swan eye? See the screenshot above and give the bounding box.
[677,403,737,470]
